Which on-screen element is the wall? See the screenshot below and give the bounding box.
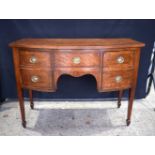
[0,19,154,100]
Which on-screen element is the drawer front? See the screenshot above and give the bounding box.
[20,68,52,89]
[19,50,51,67]
[103,51,134,70]
[55,50,100,67]
[102,70,133,90]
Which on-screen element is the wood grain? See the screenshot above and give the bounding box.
[54,68,102,91]
[10,38,145,127]
[103,51,134,71]
[19,50,51,67]
[12,48,26,127]
[127,49,141,126]
[20,68,52,90]
[102,70,133,90]
[54,50,100,67]
[9,38,145,49]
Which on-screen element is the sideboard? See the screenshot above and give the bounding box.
[9,38,145,128]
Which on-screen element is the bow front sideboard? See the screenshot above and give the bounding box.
[9,38,145,128]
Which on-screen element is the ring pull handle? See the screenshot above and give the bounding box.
[72,57,81,64]
[29,56,37,64]
[31,76,39,83]
[117,56,124,64]
[115,76,122,83]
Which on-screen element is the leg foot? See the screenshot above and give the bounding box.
[30,104,34,109]
[127,88,135,127]
[117,103,121,108]
[126,119,131,126]
[22,121,26,128]
[29,90,34,109]
[117,90,123,108]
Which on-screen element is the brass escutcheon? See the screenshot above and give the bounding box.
[31,76,39,83]
[115,76,122,83]
[116,56,125,64]
[29,56,37,63]
[72,57,81,64]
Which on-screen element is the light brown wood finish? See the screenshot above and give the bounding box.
[10,38,145,49]
[29,90,34,109]
[126,49,141,126]
[54,68,102,91]
[12,48,26,127]
[54,50,100,67]
[10,38,145,128]
[103,51,134,71]
[20,68,53,90]
[19,50,51,67]
[102,70,133,91]
[118,90,123,108]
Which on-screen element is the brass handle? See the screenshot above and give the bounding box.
[72,57,81,64]
[29,56,37,63]
[115,76,122,83]
[116,56,124,64]
[31,76,39,83]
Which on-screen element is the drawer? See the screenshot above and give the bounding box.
[54,50,100,67]
[103,51,134,70]
[102,70,133,90]
[19,50,51,67]
[20,68,52,89]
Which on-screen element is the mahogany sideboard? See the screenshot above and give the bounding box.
[9,38,145,128]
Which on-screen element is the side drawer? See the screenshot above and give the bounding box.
[19,50,51,67]
[20,68,52,90]
[102,70,133,90]
[103,51,134,71]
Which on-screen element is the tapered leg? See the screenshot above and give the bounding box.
[126,49,141,126]
[13,48,26,128]
[126,88,136,126]
[117,90,123,108]
[29,90,34,109]
[17,88,26,128]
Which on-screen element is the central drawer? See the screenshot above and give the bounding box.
[54,50,100,67]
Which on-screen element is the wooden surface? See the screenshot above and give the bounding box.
[102,70,133,90]
[19,50,51,67]
[55,50,100,67]
[103,50,134,71]
[20,68,52,90]
[10,38,145,127]
[9,38,145,49]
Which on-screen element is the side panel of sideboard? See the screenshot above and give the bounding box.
[101,48,135,92]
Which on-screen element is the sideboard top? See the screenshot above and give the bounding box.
[9,38,145,49]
